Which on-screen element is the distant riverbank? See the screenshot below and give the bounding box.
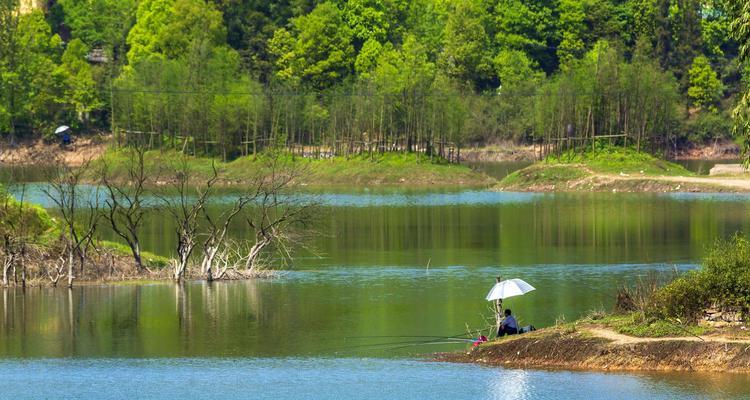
[96,149,495,189]
[0,137,494,188]
[497,147,750,193]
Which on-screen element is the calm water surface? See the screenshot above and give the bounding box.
[4,188,750,398]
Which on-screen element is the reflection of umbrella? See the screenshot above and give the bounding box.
[54,125,70,135]
[486,278,535,301]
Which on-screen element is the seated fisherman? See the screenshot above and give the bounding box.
[497,309,518,337]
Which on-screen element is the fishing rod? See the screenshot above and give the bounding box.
[330,336,477,355]
[336,331,490,353]
[344,327,491,342]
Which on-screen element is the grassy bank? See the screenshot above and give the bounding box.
[438,321,750,372]
[95,149,494,188]
[497,146,731,192]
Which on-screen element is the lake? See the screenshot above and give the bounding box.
[4,187,750,398]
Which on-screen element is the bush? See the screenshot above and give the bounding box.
[651,235,750,321]
[683,111,733,143]
[649,273,708,321]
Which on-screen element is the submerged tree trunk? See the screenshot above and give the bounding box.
[2,254,12,287]
[67,247,75,288]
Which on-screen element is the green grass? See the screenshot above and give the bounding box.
[98,240,171,269]
[95,148,493,187]
[0,194,59,245]
[502,164,588,186]
[500,146,694,189]
[587,313,707,338]
[546,146,693,176]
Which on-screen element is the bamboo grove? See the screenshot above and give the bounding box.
[111,40,682,160]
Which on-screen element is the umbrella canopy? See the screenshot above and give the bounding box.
[54,125,71,135]
[486,278,535,301]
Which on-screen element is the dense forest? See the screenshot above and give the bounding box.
[0,0,748,159]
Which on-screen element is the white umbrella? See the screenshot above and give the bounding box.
[485,278,535,301]
[54,125,70,135]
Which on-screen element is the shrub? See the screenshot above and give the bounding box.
[649,273,708,321]
[683,111,733,143]
[651,235,750,321]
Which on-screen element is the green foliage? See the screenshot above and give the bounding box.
[557,0,586,69]
[535,41,680,150]
[1,0,747,150]
[548,145,692,176]
[652,235,750,321]
[59,39,102,122]
[594,313,707,338]
[98,149,490,187]
[502,164,588,187]
[492,0,556,73]
[0,190,57,246]
[0,9,67,136]
[98,240,171,268]
[343,0,388,44]
[688,55,724,111]
[57,0,136,52]
[683,110,734,143]
[126,0,226,64]
[439,0,494,89]
[270,2,355,89]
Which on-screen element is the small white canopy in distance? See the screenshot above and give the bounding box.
[486,278,536,301]
[54,125,71,134]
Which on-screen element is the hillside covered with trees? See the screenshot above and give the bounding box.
[1,0,748,159]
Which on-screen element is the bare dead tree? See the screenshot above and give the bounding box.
[210,239,245,280]
[100,147,149,271]
[42,159,101,288]
[47,255,67,287]
[159,158,219,282]
[241,156,318,273]
[199,195,252,281]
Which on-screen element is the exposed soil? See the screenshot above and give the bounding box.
[499,165,750,193]
[0,135,109,166]
[460,144,537,162]
[437,325,750,372]
[672,141,740,160]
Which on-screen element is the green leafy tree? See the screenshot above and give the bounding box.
[728,0,750,161]
[269,2,354,89]
[59,38,101,124]
[343,0,388,45]
[354,38,383,76]
[57,0,137,56]
[0,8,64,138]
[687,55,723,110]
[557,0,586,69]
[439,0,495,89]
[494,49,543,90]
[492,0,557,73]
[126,0,226,64]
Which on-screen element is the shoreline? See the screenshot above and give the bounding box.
[497,172,750,193]
[436,324,750,373]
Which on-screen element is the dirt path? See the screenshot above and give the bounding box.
[598,173,750,191]
[584,326,750,345]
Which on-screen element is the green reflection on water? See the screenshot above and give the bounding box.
[122,193,750,267]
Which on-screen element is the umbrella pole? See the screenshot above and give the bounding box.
[494,276,502,334]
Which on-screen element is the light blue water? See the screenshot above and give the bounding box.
[1,358,747,400]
